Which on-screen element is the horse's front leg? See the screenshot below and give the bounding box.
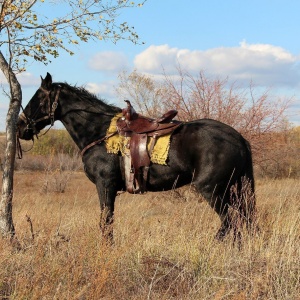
[95,178,117,242]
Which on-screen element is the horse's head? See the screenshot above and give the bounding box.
[17,72,60,140]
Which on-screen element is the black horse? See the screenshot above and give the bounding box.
[17,73,256,241]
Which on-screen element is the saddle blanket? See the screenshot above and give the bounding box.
[105,113,171,165]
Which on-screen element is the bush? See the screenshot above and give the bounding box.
[13,129,82,172]
[30,129,78,156]
[116,69,299,179]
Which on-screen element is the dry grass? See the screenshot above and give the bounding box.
[1,171,299,299]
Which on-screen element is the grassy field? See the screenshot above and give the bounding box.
[0,171,299,299]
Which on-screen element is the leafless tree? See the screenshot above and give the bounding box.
[116,67,293,176]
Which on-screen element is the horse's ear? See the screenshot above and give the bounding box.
[41,72,52,90]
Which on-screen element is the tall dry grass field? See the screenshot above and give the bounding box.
[0,171,299,299]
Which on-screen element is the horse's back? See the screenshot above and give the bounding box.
[148,118,254,192]
[172,118,250,159]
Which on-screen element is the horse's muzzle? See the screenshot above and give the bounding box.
[17,116,37,140]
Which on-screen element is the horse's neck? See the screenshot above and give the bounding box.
[58,91,119,151]
[60,112,109,150]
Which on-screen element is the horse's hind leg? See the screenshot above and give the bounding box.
[193,181,233,240]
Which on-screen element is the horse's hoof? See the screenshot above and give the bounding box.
[215,230,226,241]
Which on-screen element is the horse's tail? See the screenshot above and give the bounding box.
[245,139,255,192]
[240,139,257,230]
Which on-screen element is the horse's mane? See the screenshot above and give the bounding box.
[54,82,121,114]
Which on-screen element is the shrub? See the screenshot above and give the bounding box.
[30,129,78,156]
[116,69,299,178]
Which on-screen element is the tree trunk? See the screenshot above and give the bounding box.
[0,51,22,238]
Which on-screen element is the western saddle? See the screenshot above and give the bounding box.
[116,100,182,193]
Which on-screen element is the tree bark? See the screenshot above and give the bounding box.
[0,51,22,238]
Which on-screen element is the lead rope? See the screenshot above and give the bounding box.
[80,130,118,157]
[16,105,31,159]
[16,132,35,159]
[16,133,23,159]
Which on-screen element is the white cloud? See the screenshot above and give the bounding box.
[87,51,129,73]
[134,44,181,73]
[0,72,40,87]
[134,43,300,88]
[85,81,118,100]
[17,72,40,86]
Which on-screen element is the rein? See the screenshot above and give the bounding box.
[16,118,35,159]
[80,130,118,157]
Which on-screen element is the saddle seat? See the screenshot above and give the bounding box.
[117,100,179,136]
[116,100,182,194]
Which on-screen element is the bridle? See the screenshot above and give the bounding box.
[17,85,61,158]
[35,86,60,126]
[19,85,61,132]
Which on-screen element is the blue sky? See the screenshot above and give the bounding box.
[1,0,300,129]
